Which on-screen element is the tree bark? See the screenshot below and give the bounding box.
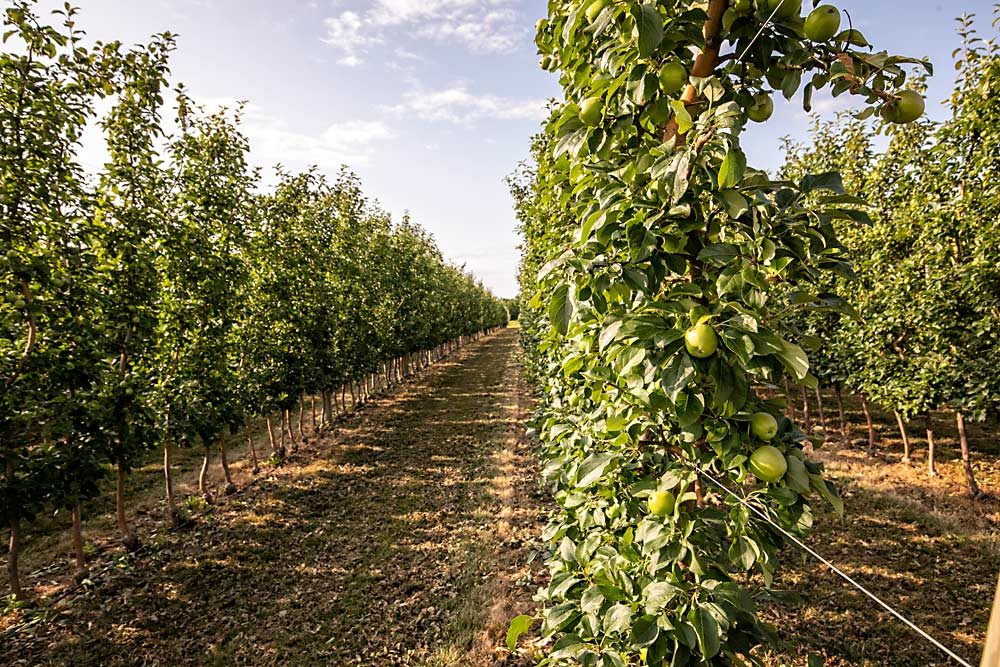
[834,383,846,438]
[800,385,812,432]
[220,440,236,495]
[311,395,317,432]
[199,446,212,499]
[6,461,22,600]
[71,499,86,576]
[266,415,280,458]
[297,397,305,441]
[116,461,139,550]
[814,386,827,435]
[784,377,797,421]
[860,394,875,455]
[246,431,260,475]
[956,411,983,498]
[164,443,177,524]
[894,411,911,461]
[925,414,937,477]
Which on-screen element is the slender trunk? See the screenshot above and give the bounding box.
[800,385,812,432]
[925,414,937,477]
[350,383,357,408]
[266,415,279,456]
[340,385,347,412]
[860,394,875,455]
[956,411,983,498]
[246,431,260,475]
[285,408,297,453]
[814,387,827,435]
[164,443,178,525]
[279,410,288,453]
[7,517,21,600]
[199,446,212,499]
[116,461,139,550]
[894,411,911,461]
[71,499,86,576]
[784,377,797,421]
[297,397,305,441]
[220,441,236,495]
[834,383,846,438]
[311,395,317,431]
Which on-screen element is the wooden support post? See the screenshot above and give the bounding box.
[982,574,1000,667]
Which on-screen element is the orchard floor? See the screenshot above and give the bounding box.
[1,329,546,666]
[3,332,999,667]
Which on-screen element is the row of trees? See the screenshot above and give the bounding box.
[1,1,507,600]
[510,0,926,664]
[781,10,1000,496]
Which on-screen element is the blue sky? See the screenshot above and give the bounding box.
[59,0,997,297]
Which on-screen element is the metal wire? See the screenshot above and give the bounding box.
[692,464,975,667]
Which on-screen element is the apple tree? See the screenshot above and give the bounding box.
[512,0,928,663]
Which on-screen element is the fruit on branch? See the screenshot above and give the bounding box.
[579,96,604,126]
[746,92,774,122]
[658,61,688,95]
[750,411,779,441]
[749,445,788,483]
[763,0,801,21]
[685,323,718,358]
[648,490,676,517]
[585,0,611,24]
[880,89,925,124]
[804,5,841,42]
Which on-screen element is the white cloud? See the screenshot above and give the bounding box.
[321,1,526,66]
[381,84,546,124]
[242,109,393,169]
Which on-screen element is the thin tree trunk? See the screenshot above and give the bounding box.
[199,446,212,499]
[116,461,139,551]
[814,386,827,435]
[220,441,236,495]
[246,431,260,475]
[266,415,280,457]
[279,410,289,454]
[164,443,178,524]
[894,411,911,461]
[784,377,797,421]
[956,411,983,498]
[800,385,812,432]
[7,517,21,601]
[311,395,317,432]
[834,383,846,438]
[285,408,297,453]
[320,390,331,427]
[71,499,86,576]
[297,397,305,441]
[860,394,875,455]
[925,414,937,477]
[350,383,357,408]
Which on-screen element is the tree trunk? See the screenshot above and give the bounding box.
[297,397,305,441]
[199,446,212,500]
[956,411,983,498]
[784,377,797,421]
[279,410,289,454]
[266,415,281,458]
[925,414,937,477]
[246,430,260,475]
[894,411,911,462]
[800,385,812,432]
[320,390,331,427]
[164,443,178,525]
[311,395,317,432]
[834,383,846,438]
[860,394,875,455]
[285,408,297,453]
[350,383,357,408]
[71,499,86,577]
[220,440,237,495]
[116,461,139,551]
[7,517,21,601]
[814,386,827,435]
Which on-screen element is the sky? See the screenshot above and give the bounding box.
[45,0,999,298]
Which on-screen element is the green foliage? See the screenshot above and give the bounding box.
[514,0,925,663]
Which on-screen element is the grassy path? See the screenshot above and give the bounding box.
[4,330,544,666]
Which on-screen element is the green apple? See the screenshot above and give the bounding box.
[750,412,779,441]
[749,445,788,483]
[746,93,774,122]
[658,61,688,95]
[764,0,801,21]
[648,490,676,517]
[585,0,611,23]
[579,96,604,126]
[881,90,924,124]
[13,298,25,309]
[804,5,840,41]
[685,323,718,358]
[734,0,752,12]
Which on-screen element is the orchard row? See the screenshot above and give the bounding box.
[1,2,508,600]
[510,0,931,665]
